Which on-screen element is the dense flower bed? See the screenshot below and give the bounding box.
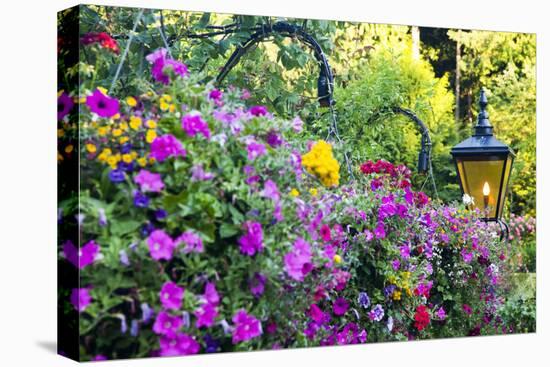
[58,48,515,361]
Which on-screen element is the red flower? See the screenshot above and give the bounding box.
[81,32,119,54]
[414,305,430,331]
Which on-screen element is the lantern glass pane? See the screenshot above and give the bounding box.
[456,158,505,219]
[497,156,513,218]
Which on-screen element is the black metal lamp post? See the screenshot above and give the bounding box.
[451,89,515,223]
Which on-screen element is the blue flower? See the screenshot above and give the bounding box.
[109,169,125,183]
[358,291,371,309]
[133,191,150,208]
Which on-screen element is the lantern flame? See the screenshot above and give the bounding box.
[483,182,490,196]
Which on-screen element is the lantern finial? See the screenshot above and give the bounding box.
[474,88,493,136]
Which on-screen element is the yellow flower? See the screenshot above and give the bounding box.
[137,157,147,167]
[78,96,86,104]
[333,254,342,264]
[309,188,318,197]
[392,290,402,301]
[119,136,130,144]
[290,188,300,197]
[57,129,65,138]
[159,94,172,111]
[129,116,142,130]
[146,129,157,143]
[97,149,111,162]
[107,156,118,168]
[126,96,137,107]
[86,143,97,153]
[145,119,157,129]
[64,145,74,154]
[57,151,64,161]
[112,128,123,137]
[119,122,129,131]
[98,126,109,136]
[112,113,121,120]
[122,154,133,163]
[97,86,108,95]
[301,140,340,187]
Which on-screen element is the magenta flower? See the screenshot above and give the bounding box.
[175,231,204,253]
[284,237,312,281]
[391,259,401,271]
[209,89,223,101]
[308,304,326,324]
[246,141,266,161]
[320,224,332,242]
[58,92,74,120]
[134,169,165,192]
[260,179,280,202]
[150,53,189,84]
[203,282,220,306]
[86,89,119,118]
[145,48,168,64]
[399,244,411,259]
[266,130,283,147]
[374,222,386,239]
[153,311,183,337]
[150,134,186,162]
[194,303,218,328]
[461,248,474,263]
[159,282,184,310]
[70,288,92,312]
[462,304,473,315]
[238,221,264,256]
[182,113,211,140]
[333,297,349,316]
[159,333,200,356]
[147,230,175,261]
[232,310,262,344]
[63,240,100,269]
[249,105,268,116]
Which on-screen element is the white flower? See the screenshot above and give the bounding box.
[462,194,475,205]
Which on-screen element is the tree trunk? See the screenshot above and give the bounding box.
[455,31,461,124]
[411,26,420,60]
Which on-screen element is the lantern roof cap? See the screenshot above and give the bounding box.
[451,88,515,157]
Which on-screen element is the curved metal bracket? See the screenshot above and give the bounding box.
[216,21,335,107]
[393,107,432,174]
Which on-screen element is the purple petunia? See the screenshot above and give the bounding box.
[149,134,186,162]
[369,304,385,322]
[63,240,100,269]
[249,273,267,298]
[190,164,215,182]
[147,48,189,85]
[58,91,74,121]
[147,230,175,261]
[231,310,262,344]
[159,282,184,310]
[249,105,268,116]
[374,222,386,239]
[238,221,264,256]
[86,89,119,118]
[284,237,312,281]
[194,303,218,328]
[153,311,182,337]
[175,231,204,254]
[203,282,220,306]
[260,179,280,202]
[436,306,447,320]
[70,288,92,312]
[246,140,266,161]
[182,113,211,140]
[159,332,200,356]
[333,297,349,316]
[134,169,164,192]
[266,130,283,147]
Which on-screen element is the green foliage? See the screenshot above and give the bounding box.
[333,49,458,201]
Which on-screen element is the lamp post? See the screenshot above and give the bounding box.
[451,89,515,229]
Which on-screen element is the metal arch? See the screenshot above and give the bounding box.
[215,21,335,107]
